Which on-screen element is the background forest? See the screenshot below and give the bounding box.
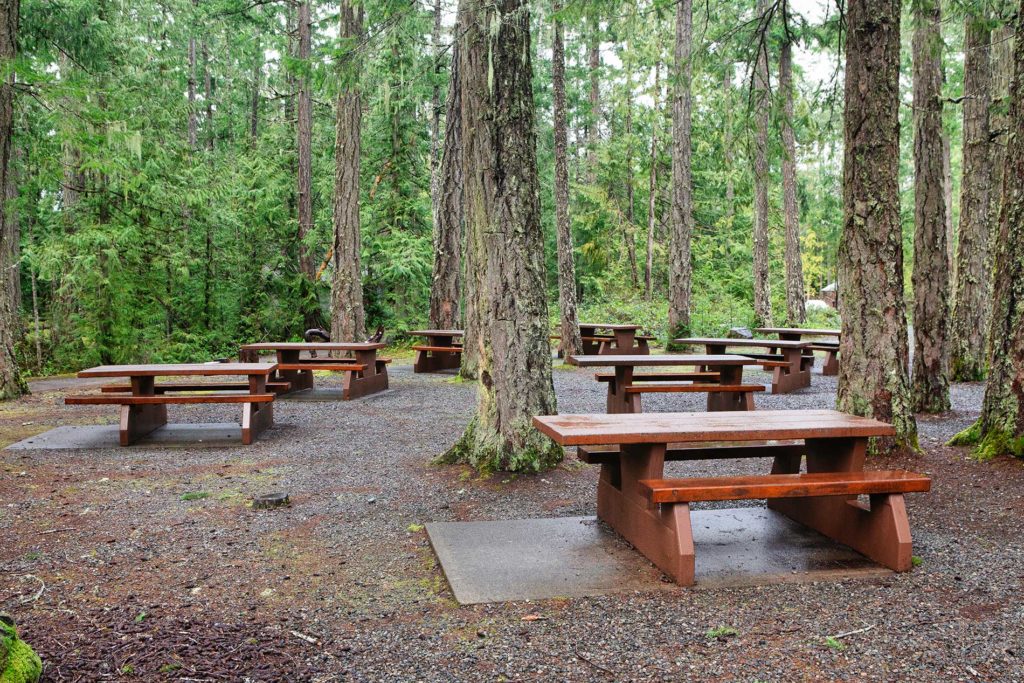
[5,0,1011,373]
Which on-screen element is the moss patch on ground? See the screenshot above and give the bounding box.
[0,616,42,683]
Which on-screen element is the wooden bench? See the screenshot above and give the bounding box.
[806,343,840,376]
[639,470,931,503]
[67,394,275,405]
[623,382,763,410]
[595,371,719,383]
[100,381,292,394]
[277,362,367,372]
[410,330,464,373]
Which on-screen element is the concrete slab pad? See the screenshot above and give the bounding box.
[427,516,672,604]
[428,509,890,604]
[5,424,247,450]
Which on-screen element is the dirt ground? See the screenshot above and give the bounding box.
[1,362,1022,682]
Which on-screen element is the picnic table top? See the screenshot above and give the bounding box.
[408,329,464,336]
[240,342,386,351]
[567,354,758,367]
[579,323,642,331]
[533,409,895,446]
[754,327,841,337]
[77,363,277,378]
[674,337,810,349]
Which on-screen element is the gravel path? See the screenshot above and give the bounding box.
[1,361,1022,681]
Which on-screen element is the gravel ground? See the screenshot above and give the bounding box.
[1,360,1022,682]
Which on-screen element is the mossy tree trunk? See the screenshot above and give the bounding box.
[910,0,951,413]
[440,0,561,473]
[780,31,805,327]
[667,0,693,340]
[751,0,772,329]
[951,3,1024,460]
[429,16,463,331]
[330,0,366,342]
[835,0,917,453]
[950,9,994,382]
[552,0,583,358]
[0,0,25,400]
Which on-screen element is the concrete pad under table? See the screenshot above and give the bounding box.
[275,387,390,402]
[5,424,250,450]
[427,509,889,604]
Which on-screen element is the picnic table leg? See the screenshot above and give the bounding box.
[768,437,914,571]
[706,366,754,411]
[821,349,839,376]
[595,443,695,585]
[580,326,598,355]
[276,349,314,394]
[120,376,167,446]
[606,366,638,413]
[241,374,274,445]
[344,350,389,399]
[771,347,810,394]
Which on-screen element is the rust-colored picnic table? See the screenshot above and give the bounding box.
[674,337,812,394]
[408,329,463,373]
[239,342,389,399]
[66,363,277,446]
[566,354,763,413]
[755,327,841,376]
[558,323,653,356]
[533,410,931,585]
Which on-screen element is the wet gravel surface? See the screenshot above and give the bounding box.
[1,361,1022,682]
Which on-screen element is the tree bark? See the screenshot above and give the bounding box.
[645,61,660,300]
[836,0,917,452]
[0,0,25,399]
[623,53,639,289]
[203,40,213,150]
[780,36,805,326]
[330,0,366,342]
[723,66,735,221]
[667,0,694,338]
[429,19,463,331]
[250,34,261,143]
[910,0,951,413]
[950,12,993,382]
[553,1,583,357]
[441,0,560,473]
[296,1,317,328]
[586,12,600,184]
[430,0,443,175]
[752,0,772,328]
[989,23,1013,233]
[951,3,1024,459]
[187,4,198,150]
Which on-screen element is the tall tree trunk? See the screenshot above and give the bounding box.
[441,0,560,473]
[586,13,600,184]
[623,49,639,288]
[553,1,583,357]
[250,34,261,143]
[0,0,25,398]
[296,1,317,328]
[430,0,443,175]
[950,11,993,382]
[911,0,950,412]
[951,2,1024,459]
[203,41,213,150]
[989,23,1013,234]
[780,35,805,325]
[645,61,660,300]
[836,0,917,452]
[331,0,366,342]
[752,0,772,328]
[187,5,198,150]
[667,0,694,339]
[429,21,463,330]
[723,67,735,221]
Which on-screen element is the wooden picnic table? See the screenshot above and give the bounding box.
[239,342,389,399]
[578,323,652,355]
[408,329,463,373]
[674,337,812,394]
[533,410,930,585]
[67,363,277,446]
[755,327,841,376]
[567,354,763,413]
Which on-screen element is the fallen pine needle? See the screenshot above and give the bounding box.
[290,629,319,645]
[20,575,45,604]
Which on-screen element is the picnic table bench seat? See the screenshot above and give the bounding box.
[411,345,463,353]
[100,381,292,394]
[577,440,805,464]
[409,330,464,373]
[594,371,720,383]
[67,393,275,405]
[639,470,931,503]
[276,362,367,372]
